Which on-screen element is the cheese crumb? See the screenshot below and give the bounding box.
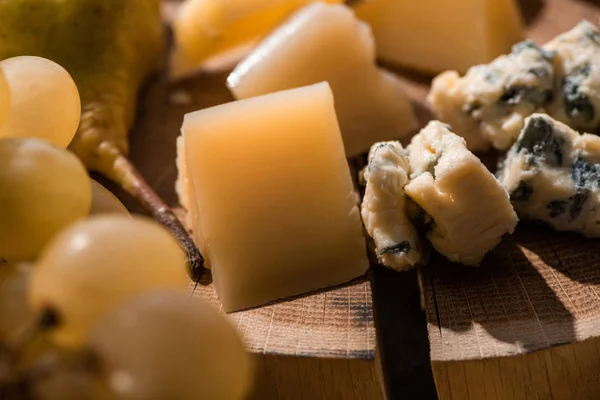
[361,141,422,271]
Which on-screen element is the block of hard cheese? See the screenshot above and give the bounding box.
[227,2,417,157]
[354,0,524,74]
[170,0,343,78]
[177,82,369,312]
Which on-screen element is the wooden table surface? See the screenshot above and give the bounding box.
[102,0,600,398]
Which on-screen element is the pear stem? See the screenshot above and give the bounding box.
[106,151,204,282]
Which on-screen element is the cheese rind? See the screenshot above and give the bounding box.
[361,141,422,271]
[428,21,600,152]
[355,0,524,74]
[498,113,600,237]
[178,82,368,312]
[405,121,518,266]
[175,135,210,268]
[227,2,416,157]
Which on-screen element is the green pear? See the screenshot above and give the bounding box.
[0,0,203,278]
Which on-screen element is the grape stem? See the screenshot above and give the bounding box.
[99,145,204,282]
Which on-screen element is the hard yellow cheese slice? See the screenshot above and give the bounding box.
[177,82,369,312]
[170,0,343,78]
[355,0,524,74]
[227,2,417,157]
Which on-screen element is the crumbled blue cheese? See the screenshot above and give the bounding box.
[545,20,600,133]
[428,40,554,151]
[405,121,518,266]
[498,113,600,237]
[428,21,600,152]
[361,141,422,271]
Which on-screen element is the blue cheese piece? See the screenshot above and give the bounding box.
[545,20,600,133]
[361,141,422,271]
[428,40,555,151]
[428,21,600,152]
[405,121,518,266]
[498,113,600,237]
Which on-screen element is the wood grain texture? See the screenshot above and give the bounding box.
[425,225,600,360]
[190,276,375,358]
[432,338,600,400]
[250,354,384,399]
[425,224,600,399]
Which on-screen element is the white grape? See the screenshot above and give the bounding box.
[0,56,81,148]
[90,180,129,216]
[0,68,9,130]
[30,216,189,348]
[88,290,253,400]
[0,138,92,263]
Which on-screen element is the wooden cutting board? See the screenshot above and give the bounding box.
[102,0,600,398]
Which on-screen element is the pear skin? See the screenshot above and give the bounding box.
[0,0,204,279]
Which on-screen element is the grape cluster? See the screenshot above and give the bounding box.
[0,56,252,399]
